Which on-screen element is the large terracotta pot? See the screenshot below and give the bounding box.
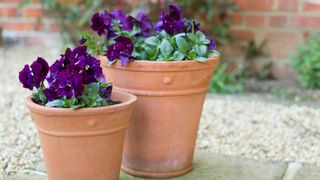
[25,90,137,180]
[99,56,219,178]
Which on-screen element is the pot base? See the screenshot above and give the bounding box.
[121,164,193,179]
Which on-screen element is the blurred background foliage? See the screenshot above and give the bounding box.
[292,33,320,89]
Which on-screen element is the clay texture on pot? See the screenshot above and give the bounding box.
[25,90,136,180]
[99,56,219,178]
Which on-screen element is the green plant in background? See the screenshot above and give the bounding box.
[243,39,273,80]
[209,63,243,93]
[177,0,237,44]
[292,33,320,89]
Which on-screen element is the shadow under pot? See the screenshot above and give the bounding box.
[25,90,137,180]
[99,56,219,178]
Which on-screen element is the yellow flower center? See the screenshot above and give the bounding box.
[67,83,71,87]
[85,65,90,71]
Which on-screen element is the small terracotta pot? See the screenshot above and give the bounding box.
[99,56,219,178]
[25,90,137,180]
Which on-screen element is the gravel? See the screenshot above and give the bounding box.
[197,95,320,167]
[0,47,319,178]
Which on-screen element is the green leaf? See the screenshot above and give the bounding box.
[145,46,159,60]
[172,51,185,61]
[46,100,65,108]
[64,97,76,108]
[145,36,161,46]
[188,51,198,59]
[71,104,84,110]
[173,33,186,38]
[175,36,189,52]
[160,39,173,56]
[187,33,198,43]
[198,45,208,57]
[201,39,211,45]
[196,31,206,41]
[87,82,100,99]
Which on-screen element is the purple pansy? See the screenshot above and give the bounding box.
[168,4,182,21]
[100,84,113,100]
[55,71,84,99]
[82,56,103,84]
[107,36,133,66]
[90,11,113,36]
[136,12,153,37]
[155,5,184,35]
[19,45,113,107]
[183,18,200,33]
[208,39,217,50]
[46,46,104,99]
[111,10,134,31]
[30,57,49,88]
[18,65,34,90]
[43,87,57,102]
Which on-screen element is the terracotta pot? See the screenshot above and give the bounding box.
[99,56,219,178]
[25,90,137,180]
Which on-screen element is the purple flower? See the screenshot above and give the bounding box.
[111,10,134,31]
[18,65,34,90]
[90,11,114,37]
[56,71,84,99]
[168,4,182,21]
[208,39,217,50]
[155,5,184,35]
[183,18,200,33]
[100,84,112,100]
[136,12,153,37]
[30,57,49,88]
[82,56,103,84]
[43,87,57,102]
[107,36,133,66]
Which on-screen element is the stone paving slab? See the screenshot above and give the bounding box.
[293,166,320,180]
[5,151,291,180]
[120,151,287,180]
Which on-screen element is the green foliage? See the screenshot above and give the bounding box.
[292,33,320,89]
[209,63,243,94]
[133,31,218,62]
[177,0,237,43]
[44,82,111,109]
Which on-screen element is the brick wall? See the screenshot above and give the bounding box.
[230,0,320,58]
[0,0,60,47]
[0,0,320,78]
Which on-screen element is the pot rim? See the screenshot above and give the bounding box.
[25,90,137,116]
[98,55,220,72]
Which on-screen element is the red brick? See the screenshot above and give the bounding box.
[245,15,266,26]
[230,30,254,41]
[23,7,42,17]
[267,32,299,57]
[229,13,243,25]
[291,16,320,28]
[50,23,60,32]
[303,1,320,11]
[0,0,23,2]
[269,16,288,26]
[234,0,274,10]
[3,22,40,31]
[5,7,17,17]
[279,0,298,11]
